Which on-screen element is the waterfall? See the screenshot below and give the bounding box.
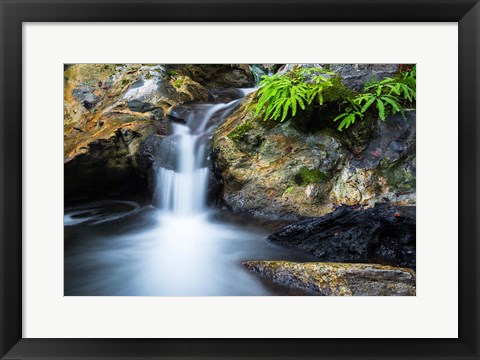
[154,98,245,216]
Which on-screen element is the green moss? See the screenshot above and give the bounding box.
[322,76,357,103]
[294,166,325,185]
[227,122,254,143]
[173,77,184,89]
[73,64,117,85]
[381,159,416,192]
[167,69,178,77]
[121,78,131,87]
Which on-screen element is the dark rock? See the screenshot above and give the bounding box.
[64,129,146,203]
[208,88,247,103]
[329,64,398,91]
[135,134,178,194]
[127,99,156,113]
[72,87,99,110]
[168,105,194,123]
[351,110,416,169]
[172,64,255,88]
[267,204,416,269]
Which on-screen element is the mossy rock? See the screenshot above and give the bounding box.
[381,158,416,193]
[294,166,326,185]
[243,260,416,296]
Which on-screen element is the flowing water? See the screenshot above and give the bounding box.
[65,90,314,296]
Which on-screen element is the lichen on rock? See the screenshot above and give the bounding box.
[243,260,416,296]
[211,64,416,219]
[64,64,232,203]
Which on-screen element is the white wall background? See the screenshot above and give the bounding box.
[23,23,458,338]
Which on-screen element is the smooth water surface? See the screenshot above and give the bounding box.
[65,202,313,296]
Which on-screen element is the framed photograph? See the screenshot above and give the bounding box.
[1,0,479,359]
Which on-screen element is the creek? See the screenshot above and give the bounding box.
[64,90,314,296]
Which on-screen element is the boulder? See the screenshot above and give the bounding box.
[267,204,416,269]
[212,94,347,220]
[330,110,416,207]
[243,260,416,296]
[170,76,209,103]
[170,64,255,88]
[64,64,211,203]
[211,64,415,219]
[329,64,398,91]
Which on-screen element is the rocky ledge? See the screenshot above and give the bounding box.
[243,260,416,296]
[211,64,415,220]
[64,64,253,203]
[268,203,416,270]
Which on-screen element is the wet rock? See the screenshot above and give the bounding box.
[211,63,415,218]
[64,129,148,202]
[83,93,99,109]
[331,110,416,207]
[168,105,194,123]
[243,260,416,296]
[127,99,156,113]
[171,76,209,103]
[135,134,178,194]
[268,204,416,269]
[212,94,348,219]
[172,64,254,88]
[64,64,206,203]
[209,88,247,103]
[329,64,398,91]
[72,86,99,109]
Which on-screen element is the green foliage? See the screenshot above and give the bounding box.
[227,122,254,143]
[120,78,131,87]
[294,166,325,185]
[322,76,356,103]
[333,68,416,131]
[173,77,184,89]
[333,100,365,132]
[255,67,335,122]
[167,69,178,77]
[400,65,416,93]
[254,64,416,132]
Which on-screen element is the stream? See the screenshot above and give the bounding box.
[64,89,314,296]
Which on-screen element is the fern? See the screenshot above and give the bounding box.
[333,100,364,131]
[255,64,416,132]
[255,67,334,122]
[333,70,415,131]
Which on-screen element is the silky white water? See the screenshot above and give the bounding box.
[155,124,209,216]
[64,90,314,296]
[154,101,239,216]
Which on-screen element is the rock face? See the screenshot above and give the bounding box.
[243,260,416,296]
[329,64,398,91]
[211,64,415,220]
[169,64,254,88]
[64,64,251,203]
[212,94,347,219]
[268,204,416,269]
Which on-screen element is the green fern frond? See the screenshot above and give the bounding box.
[376,99,386,120]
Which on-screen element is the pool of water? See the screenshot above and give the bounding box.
[64,200,314,296]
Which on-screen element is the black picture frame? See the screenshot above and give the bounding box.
[1,1,479,359]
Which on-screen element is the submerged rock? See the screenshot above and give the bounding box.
[267,204,416,269]
[243,260,416,296]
